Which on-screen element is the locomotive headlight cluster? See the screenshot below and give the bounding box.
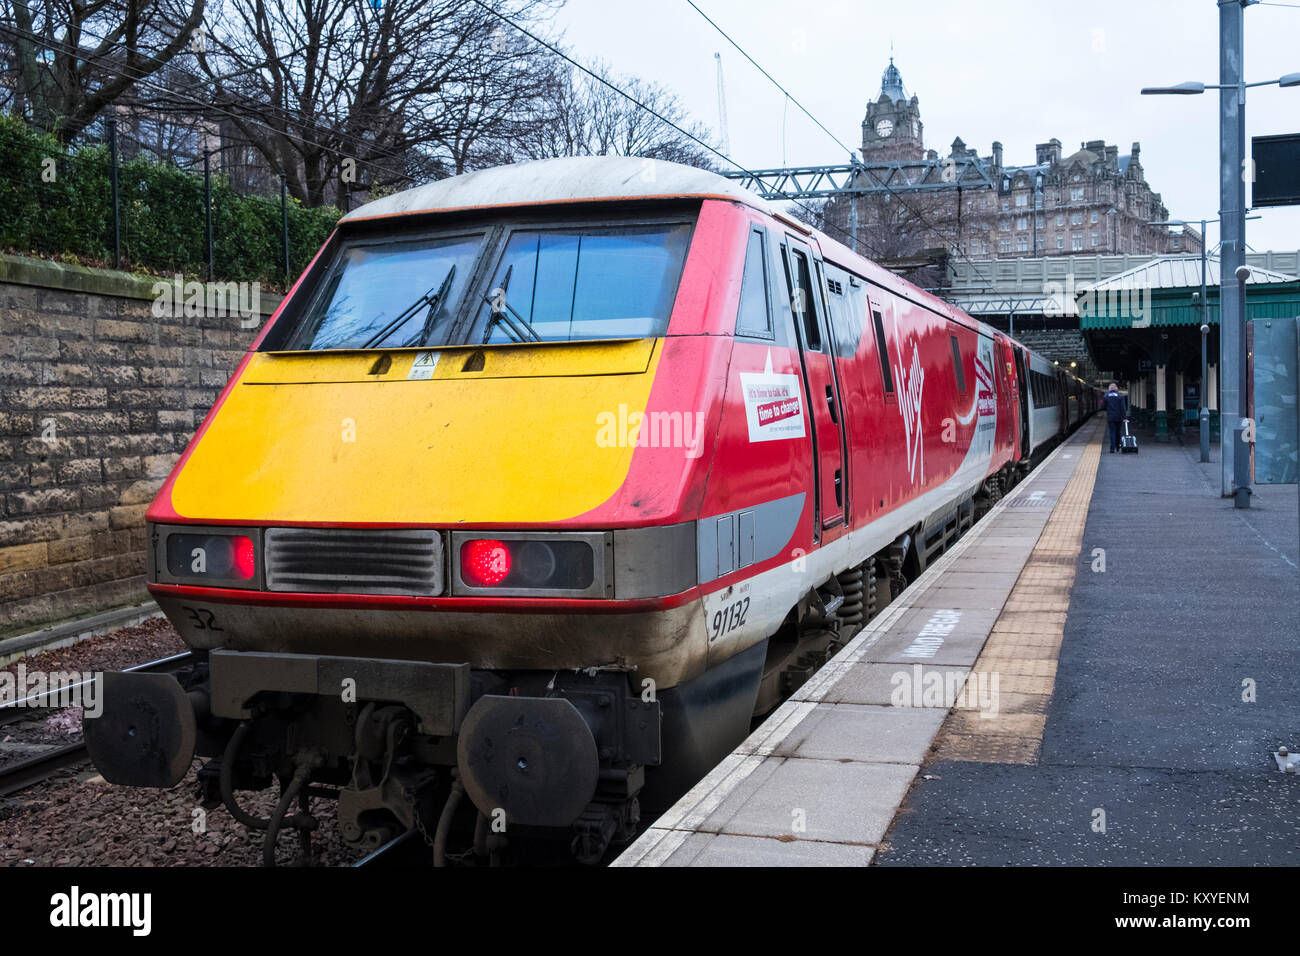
[151,523,622,599]
[161,530,258,587]
[456,536,596,592]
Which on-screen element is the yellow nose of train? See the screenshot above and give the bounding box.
[164,339,664,526]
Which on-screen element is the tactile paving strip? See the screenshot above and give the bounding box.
[931,422,1103,764]
[615,422,1103,867]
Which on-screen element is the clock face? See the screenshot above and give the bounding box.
[875,119,894,138]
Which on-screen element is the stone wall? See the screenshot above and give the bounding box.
[0,254,278,636]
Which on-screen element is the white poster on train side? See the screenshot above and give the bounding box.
[739,351,806,443]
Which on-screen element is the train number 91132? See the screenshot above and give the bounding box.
[711,596,750,641]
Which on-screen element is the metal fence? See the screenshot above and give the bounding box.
[0,113,342,290]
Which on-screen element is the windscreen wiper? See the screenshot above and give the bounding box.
[481,265,542,344]
[360,264,456,349]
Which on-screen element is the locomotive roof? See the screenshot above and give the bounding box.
[340,156,777,222]
[337,156,1034,357]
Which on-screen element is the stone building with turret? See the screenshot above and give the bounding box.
[825,60,1201,263]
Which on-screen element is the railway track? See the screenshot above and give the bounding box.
[351,829,425,868]
[0,652,193,798]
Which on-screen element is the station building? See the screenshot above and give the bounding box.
[1080,256,1300,441]
[825,59,1203,262]
[945,251,1300,441]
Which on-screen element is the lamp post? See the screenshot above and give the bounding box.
[1200,323,1211,462]
[1200,219,1210,464]
[1141,5,1299,505]
[1233,265,1254,506]
[1201,225,1209,462]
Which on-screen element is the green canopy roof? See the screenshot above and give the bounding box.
[1075,255,1300,330]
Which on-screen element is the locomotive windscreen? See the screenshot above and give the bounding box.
[473,223,692,344]
[286,233,487,350]
[278,218,693,350]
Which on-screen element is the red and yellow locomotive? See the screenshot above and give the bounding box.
[86,157,1089,864]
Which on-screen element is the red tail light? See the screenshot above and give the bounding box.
[232,535,255,580]
[462,539,511,586]
[164,531,258,586]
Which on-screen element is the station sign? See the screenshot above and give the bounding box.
[1251,134,1300,207]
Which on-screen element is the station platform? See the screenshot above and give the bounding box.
[615,420,1300,866]
[615,420,1105,866]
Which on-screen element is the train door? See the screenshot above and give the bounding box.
[813,257,852,519]
[1056,370,1068,436]
[780,237,846,537]
[1013,345,1030,460]
[863,289,901,508]
[991,334,1013,459]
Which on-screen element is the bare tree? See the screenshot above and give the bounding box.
[0,0,716,207]
[783,197,826,233]
[423,27,566,175]
[1,0,205,140]
[189,0,562,204]
[512,58,717,170]
[824,186,968,261]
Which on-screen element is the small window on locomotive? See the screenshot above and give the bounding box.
[871,307,895,396]
[284,234,486,350]
[735,229,773,338]
[783,246,822,351]
[950,335,966,391]
[823,263,865,358]
[474,223,692,344]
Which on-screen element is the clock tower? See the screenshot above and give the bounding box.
[861,58,924,162]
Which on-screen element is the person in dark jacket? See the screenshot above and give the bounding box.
[1103,382,1128,452]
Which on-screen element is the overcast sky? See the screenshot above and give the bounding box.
[552,0,1300,254]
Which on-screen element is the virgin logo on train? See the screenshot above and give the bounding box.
[894,341,926,483]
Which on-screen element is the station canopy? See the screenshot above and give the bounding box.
[1078,255,1299,329]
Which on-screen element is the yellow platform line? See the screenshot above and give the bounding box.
[933,421,1104,765]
